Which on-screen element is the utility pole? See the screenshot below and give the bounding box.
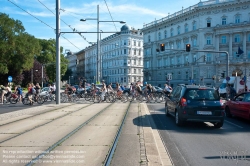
[97,5,100,84]
[56,0,60,104]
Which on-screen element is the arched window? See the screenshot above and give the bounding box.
[171,28,173,37]
[177,26,181,35]
[192,21,196,30]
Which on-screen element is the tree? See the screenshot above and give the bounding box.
[62,68,73,81]
[36,39,68,83]
[0,13,41,85]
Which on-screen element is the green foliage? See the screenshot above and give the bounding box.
[62,68,73,81]
[0,13,40,75]
[36,39,68,82]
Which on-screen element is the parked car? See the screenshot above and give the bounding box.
[165,84,225,128]
[40,87,50,96]
[224,92,250,120]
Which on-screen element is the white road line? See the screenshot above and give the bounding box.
[225,120,243,128]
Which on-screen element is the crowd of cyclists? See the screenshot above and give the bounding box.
[61,78,174,103]
[0,76,173,105]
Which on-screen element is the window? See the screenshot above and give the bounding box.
[177,41,180,49]
[124,40,127,45]
[192,38,197,46]
[134,69,136,74]
[134,40,136,46]
[134,60,136,65]
[207,19,211,27]
[171,29,173,37]
[128,40,130,46]
[207,53,212,62]
[164,30,167,38]
[148,35,151,42]
[138,41,141,47]
[193,21,196,30]
[158,32,161,40]
[222,17,227,25]
[139,50,141,56]
[124,49,127,54]
[171,58,175,65]
[185,71,189,79]
[185,56,189,63]
[185,24,188,32]
[158,59,162,67]
[248,34,250,41]
[177,27,181,35]
[134,49,136,55]
[206,36,211,45]
[221,36,227,44]
[235,15,240,23]
[193,55,197,62]
[177,57,181,64]
[234,34,240,43]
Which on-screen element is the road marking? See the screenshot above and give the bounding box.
[225,120,243,128]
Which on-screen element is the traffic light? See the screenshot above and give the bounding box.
[186,44,191,52]
[160,43,165,51]
[204,55,207,61]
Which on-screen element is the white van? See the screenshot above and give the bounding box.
[219,76,250,97]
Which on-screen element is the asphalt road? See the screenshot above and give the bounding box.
[145,103,250,166]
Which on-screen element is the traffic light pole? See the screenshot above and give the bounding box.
[162,48,230,78]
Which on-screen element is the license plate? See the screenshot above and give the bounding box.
[197,111,212,115]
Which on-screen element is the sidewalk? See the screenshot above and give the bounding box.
[110,103,173,166]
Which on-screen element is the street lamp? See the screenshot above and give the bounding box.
[80,5,125,84]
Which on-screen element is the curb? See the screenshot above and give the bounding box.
[141,103,174,166]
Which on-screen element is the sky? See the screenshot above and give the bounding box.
[1,0,201,54]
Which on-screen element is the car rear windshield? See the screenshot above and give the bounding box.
[184,89,220,101]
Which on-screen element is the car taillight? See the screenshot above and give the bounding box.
[220,99,224,108]
[180,97,187,107]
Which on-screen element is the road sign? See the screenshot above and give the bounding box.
[226,76,230,81]
[8,76,12,82]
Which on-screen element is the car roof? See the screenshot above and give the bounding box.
[178,84,214,89]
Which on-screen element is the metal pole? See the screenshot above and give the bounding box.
[97,5,100,84]
[56,0,60,104]
[41,65,43,88]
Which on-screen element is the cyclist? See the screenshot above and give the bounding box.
[1,84,11,104]
[16,85,23,102]
[101,80,107,102]
[116,83,123,98]
[163,84,172,97]
[65,84,73,100]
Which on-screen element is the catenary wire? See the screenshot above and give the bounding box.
[37,0,91,45]
[7,0,80,50]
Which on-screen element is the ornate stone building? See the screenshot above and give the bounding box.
[85,25,143,86]
[142,0,250,87]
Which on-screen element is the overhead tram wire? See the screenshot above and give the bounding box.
[7,0,80,50]
[37,0,91,45]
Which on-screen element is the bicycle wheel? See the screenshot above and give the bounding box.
[37,96,44,104]
[93,95,101,103]
[10,97,17,104]
[121,94,128,103]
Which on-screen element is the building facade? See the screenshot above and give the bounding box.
[142,0,250,88]
[65,51,77,85]
[75,49,86,79]
[85,25,144,86]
